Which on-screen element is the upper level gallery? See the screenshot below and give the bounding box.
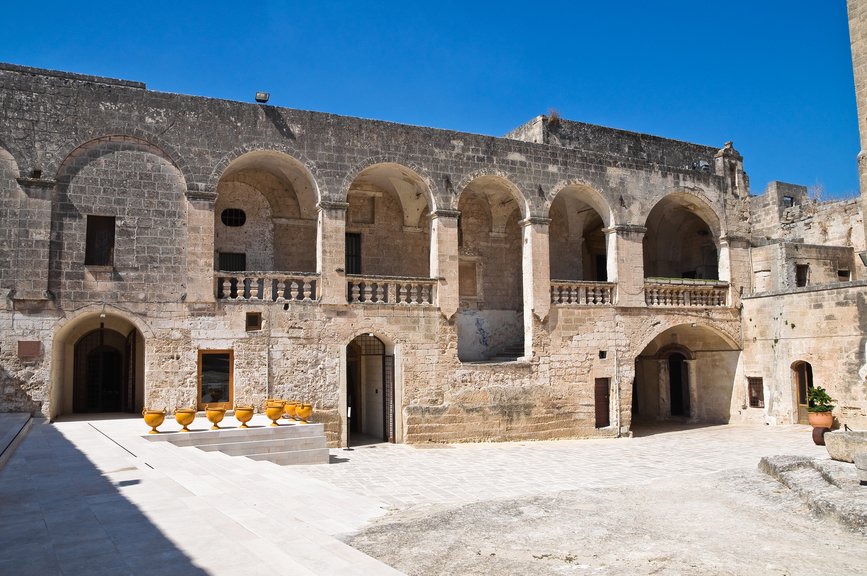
[0,63,750,316]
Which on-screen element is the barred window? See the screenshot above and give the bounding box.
[747,377,764,408]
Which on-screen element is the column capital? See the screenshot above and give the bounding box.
[432,209,461,219]
[519,216,552,228]
[317,200,349,213]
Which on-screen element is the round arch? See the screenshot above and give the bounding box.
[643,191,723,280]
[455,169,528,222]
[342,156,438,211]
[548,181,614,282]
[50,305,152,420]
[340,329,403,447]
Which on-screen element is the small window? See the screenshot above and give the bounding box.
[598,350,607,359]
[795,264,809,287]
[782,195,794,208]
[219,252,246,272]
[246,312,262,331]
[220,208,246,227]
[838,269,851,282]
[85,215,115,266]
[747,377,764,408]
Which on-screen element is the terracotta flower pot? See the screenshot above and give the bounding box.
[808,411,833,429]
[174,408,196,432]
[205,405,226,430]
[234,405,254,428]
[142,408,166,434]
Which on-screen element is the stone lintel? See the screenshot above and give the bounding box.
[432,209,461,219]
[519,216,552,227]
[317,200,350,212]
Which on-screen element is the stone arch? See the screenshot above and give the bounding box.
[341,328,403,446]
[548,181,614,282]
[643,190,723,280]
[341,155,439,211]
[632,321,741,428]
[207,142,323,206]
[50,130,190,189]
[50,305,153,420]
[212,149,320,273]
[344,161,433,278]
[455,168,528,221]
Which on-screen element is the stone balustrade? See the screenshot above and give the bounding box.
[216,272,319,302]
[346,275,436,305]
[550,281,615,305]
[644,278,729,307]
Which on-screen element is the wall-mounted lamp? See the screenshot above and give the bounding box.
[255,92,270,103]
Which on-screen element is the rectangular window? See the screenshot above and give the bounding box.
[198,350,233,410]
[85,215,115,266]
[838,269,851,282]
[747,377,764,408]
[795,264,809,287]
[782,195,794,208]
[345,233,361,274]
[246,312,262,331]
[218,252,246,272]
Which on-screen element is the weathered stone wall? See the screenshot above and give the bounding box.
[742,283,867,428]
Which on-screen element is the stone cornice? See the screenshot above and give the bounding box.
[317,200,350,212]
[519,216,552,227]
[432,209,461,219]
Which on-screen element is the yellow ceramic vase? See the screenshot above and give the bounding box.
[296,403,313,423]
[174,408,196,432]
[284,401,298,421]
[142,408,166,434]
[265,400,286,426]
[234,405,254,428]
[205,405,226,430]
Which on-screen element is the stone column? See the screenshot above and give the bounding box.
[185,190,217,303]
[657,359,670,419]
[685,359,699,423]
[606,225,646,307]
[719,235,750,307]
[430,209,460,319]
[520,216,551,324]
[317,201,348,306]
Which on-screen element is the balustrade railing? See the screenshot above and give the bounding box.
[550,281,615,305]
[644,279,728,307]
[346,275,436,305]
[216,272,318,302]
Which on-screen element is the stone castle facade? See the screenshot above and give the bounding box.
[1,42,866,445]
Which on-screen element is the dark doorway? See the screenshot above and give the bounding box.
[346,334,394,443]
[73,326,133,413]
[794,361,814,424]
[595,378,610,428]
[668,353,690,417]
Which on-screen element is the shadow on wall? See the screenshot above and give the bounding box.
[0,364,43,415]
[0,420,209,574]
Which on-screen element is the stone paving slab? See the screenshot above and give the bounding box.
[0,417,836,575]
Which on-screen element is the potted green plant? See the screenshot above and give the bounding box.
[807,386,835,430]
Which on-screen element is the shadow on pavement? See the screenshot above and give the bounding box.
[0,420,208,575]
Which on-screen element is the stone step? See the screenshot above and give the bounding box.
[196,435,326,456]
[246,447,330,466]
[146,422,324,447]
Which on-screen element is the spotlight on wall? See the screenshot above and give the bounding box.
[255,91,270,103]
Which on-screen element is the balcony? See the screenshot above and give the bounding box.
[644,278,728,307]
[346,274,436,305]
[550,281,615,306]
[216,272,319,302]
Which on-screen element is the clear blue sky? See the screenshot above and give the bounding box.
[2,1,859,198]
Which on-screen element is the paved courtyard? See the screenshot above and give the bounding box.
[0,416,862,575]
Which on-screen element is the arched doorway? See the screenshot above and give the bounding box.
[793,361,814,424]
[346,334,395,443]
[73,325,136,413]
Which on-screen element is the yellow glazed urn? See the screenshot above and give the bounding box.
[234,405,254,428]
[205,405,226,430]
[264,400,286,427]
[296,403,313,423]
[142,408,166,434]
[284,401,298,420]
[174,408,196,432]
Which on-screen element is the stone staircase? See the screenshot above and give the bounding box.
[145,422,329,465]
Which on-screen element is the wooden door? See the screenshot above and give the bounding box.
[595,378,610,428]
